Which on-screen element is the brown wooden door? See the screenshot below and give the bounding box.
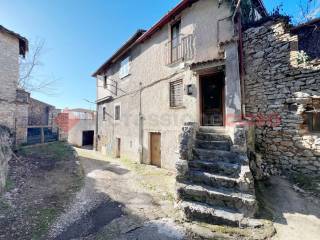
[150,133,161,167]
[116,138,121,158]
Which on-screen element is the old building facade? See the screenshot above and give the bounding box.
[57,109,95,147]
[0,25,28,131]
[0,25,28,192]
[94,0,267,170]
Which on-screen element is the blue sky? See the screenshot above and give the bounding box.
[0,0,315,110]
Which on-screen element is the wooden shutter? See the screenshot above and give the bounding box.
[170,80,183,107]
[313,112,320,131]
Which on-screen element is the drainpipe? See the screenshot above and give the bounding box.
[232,0,246,119]
[95,103,99,151]
[138,82,143,164]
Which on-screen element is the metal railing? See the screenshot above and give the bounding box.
[165,34,195,65]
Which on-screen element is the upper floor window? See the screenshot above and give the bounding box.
[102,107,106,121]
[119,57,130,79]
[169,79,183,108]
[114,104,121,121]
[171,20,181,62]
[103,76,107,88]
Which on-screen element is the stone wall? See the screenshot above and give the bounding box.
[0,125,13,193]
[243,19,320,176]
[0,31,19,130]
[28,98,54,126]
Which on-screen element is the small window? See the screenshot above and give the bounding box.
[103,107,106,121]
[171,20,181,62]
[119,57,130,79]
[103,76,107,88]
[115,105,121,121]
[308,112,320,132]
[170,80,183,107]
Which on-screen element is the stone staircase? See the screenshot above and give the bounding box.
[176,126,257,227]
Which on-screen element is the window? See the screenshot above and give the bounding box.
[119,57,130,79]
[103,76,107,88]
[114,105,121,121]
[103,107,106,121]
[308,112,320,132]
[171,21,181,62]
[169,80,183,107]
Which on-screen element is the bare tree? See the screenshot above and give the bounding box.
[296,0,320,24]
[19,38,58,95]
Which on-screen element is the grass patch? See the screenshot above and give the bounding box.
[31,207,59,240]
[5,178,14,191]
[289,173,320,196]
[0,198,11,211]
[18,142,74,162]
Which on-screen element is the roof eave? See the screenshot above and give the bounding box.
[92,29,146,77]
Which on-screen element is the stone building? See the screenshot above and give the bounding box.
[56,109,95,147]
[0,25,28,192]
[93,0,267,169]
[93,0,268,225]
[0,25,28,130]
[243,17,320,176]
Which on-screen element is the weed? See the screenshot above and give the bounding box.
[290,173,320,196]
[18,142,74,162]
[31,208,59,240]
[5,178,14,191]
[0,198,11,211]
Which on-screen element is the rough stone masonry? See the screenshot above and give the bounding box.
[0,126,13,193]
[243,18,320,176]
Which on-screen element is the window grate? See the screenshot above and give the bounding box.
[170,80,183,107]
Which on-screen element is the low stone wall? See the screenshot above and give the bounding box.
[243,19,320,176]
[0,125,13,193]
[176,122,198,182]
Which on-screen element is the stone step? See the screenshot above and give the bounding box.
[179,200,244,227]
[189,160,241,177]
[187,170,240,189]
[196,132,231,142]
[192,149,248,164]
[195,139,231,151]
[199,126,227,134]
[177,182,257,217]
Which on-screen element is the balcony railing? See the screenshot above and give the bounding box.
[165,34,195,65]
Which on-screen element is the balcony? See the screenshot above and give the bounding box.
[165,34,195,65]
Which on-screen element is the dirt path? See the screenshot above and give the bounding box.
[258,176,320,240]
[48,148,187,240]
[0,142,83,240]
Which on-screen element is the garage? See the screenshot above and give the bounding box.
[82,131,94,146]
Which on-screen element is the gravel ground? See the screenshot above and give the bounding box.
[0,142,83,240]
[48,147,188,240]
[258,176,320,240]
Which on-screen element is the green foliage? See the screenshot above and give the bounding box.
[297,50,310,64]
[18,142,74,161]
[240,0,258,25]
[31,208,59,240]
[290,173,320,195]
[5,178,14,191]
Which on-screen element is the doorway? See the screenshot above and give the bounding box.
[116,138,121,158]
[82,131,94,146]
[150,133,161,168]
[200,72,225,126]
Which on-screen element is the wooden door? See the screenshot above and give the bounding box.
[116,138,121,158]
[200,72,224,126]
[150,133,161,167]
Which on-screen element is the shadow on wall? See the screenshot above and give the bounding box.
[243,16,320,176]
